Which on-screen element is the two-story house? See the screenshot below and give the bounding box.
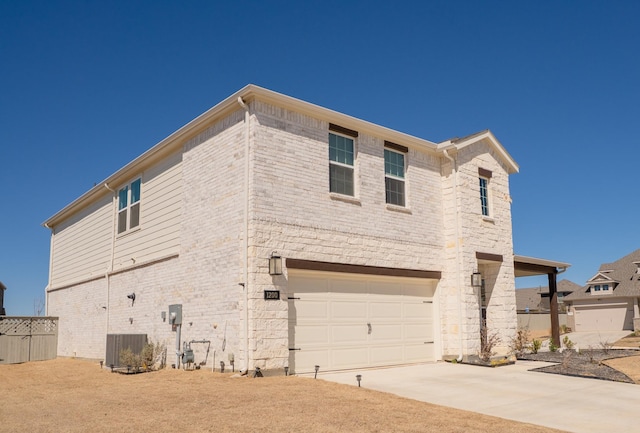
[44,85,555,373]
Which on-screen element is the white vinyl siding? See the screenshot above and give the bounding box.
[50,195,113,287]
[113,152,182,269]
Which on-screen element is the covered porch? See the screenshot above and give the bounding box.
[513,254,571,346]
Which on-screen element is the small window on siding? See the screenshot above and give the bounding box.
[117,178,141,234]
[385,149,405,206]
[329,133,354,196]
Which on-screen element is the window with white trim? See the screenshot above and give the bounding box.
[384,148,405,206]
[329,132,354,196]
[117,178,141,234]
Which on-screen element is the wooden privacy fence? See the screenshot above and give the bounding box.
[0,317,58,364]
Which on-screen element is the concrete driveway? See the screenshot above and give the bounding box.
[562,330,632,349]
[319,361,640,433]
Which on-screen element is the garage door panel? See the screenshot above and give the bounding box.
[369,323,402,342]
[331,301,367,319]
[370,302,402,319]
[291,325,329,345]
[405,322,434,340]
[406,343,434,362]
[331,324,367,344]
[295,349,329,370]
[294,300,328,320]
[404,302,433,319]
[332,347,368,368]
[370,344,404,364]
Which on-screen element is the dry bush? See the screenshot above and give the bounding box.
[479,325,502,362]
[510,327,531,357]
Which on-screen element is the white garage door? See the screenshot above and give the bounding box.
[288,271,437,374]
[574,303,633,332]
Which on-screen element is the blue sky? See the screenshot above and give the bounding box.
[1,1,639,315]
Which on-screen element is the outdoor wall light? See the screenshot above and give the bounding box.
[356,374,362,387]
[127,292,136,306]
[269,252,283,276]
[471,271,482,288]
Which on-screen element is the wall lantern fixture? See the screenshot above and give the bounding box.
[471,271,482,288]
[269,252,283,276]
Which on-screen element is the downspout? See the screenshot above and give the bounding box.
[104,183,117,336]
[237,97,250,373]
[442,149,464,362]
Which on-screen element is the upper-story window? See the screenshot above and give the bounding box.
[478,168,492,217]
[384,141,407,207]
[328,123,358,197]
[118,178,141,234]
[592,284,610,293]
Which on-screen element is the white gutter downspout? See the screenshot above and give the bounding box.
[442,149,464,362]
[104,183,117,336]
[237,97,250,373]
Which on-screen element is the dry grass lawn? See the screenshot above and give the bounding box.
[1,358,566,433]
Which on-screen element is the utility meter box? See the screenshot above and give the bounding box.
[168,304,182,325]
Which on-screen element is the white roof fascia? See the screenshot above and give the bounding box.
[43,84,441,227]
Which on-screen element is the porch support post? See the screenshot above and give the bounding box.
[548,271,560,347]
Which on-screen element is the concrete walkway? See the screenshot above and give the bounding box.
[319,361,640,433]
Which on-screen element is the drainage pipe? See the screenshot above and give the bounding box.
[442,149,464,362]
[237,96,250,373]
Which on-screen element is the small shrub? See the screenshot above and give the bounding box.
[479,324,502,362]
[599,340,612,354]
[509,327,531,357]
[560,324,568,334]
[561,350,573,369]
[562,335,575,350]
[548,338,559,352]
[141,341,165,370]
[531,339,542,354]
[119,347,142,370]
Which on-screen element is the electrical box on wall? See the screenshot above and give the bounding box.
[168,304,182,325]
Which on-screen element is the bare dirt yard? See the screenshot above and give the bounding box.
[0,358,566,433]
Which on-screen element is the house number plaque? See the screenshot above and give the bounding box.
[264,290,280,300]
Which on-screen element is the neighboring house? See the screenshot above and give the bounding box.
[43,84,564,373]
[516,280,580,313]
[565,250,640,332]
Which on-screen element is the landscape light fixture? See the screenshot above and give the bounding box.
[356,374,362,387]
[269,252,283,276]
[471,271,482,288]
[284,366,289,376]
[314,365,319,379]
